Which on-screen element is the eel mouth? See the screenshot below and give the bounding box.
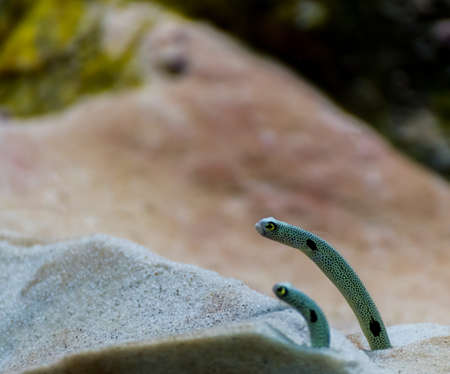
[255,222,265,235]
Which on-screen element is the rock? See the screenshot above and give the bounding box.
[2,1,449,177]
[1,235,448,373]
[0,9,448,333]
[0,234,383,374]
[149,0,450,178]
[351,324,450,374]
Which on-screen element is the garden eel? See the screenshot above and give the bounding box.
[256,217,391,350]
[273,282,330,348]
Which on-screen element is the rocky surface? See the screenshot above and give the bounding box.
[151,0,450,178]
[358,324,450,374]
[1,235,449,374]
[1,0,450,333]
[1,14,449,332]
[1,3,448,372]
[0,234,382,374]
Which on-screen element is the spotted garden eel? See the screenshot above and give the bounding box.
[256,217,391,350]
[273,282,330,348]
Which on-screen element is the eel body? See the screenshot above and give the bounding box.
[273,282,330,348]
[256,217,391,350]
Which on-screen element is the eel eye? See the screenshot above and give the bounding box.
[265,222,277,231]
[276,286,287,297]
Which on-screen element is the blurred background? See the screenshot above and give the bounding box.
[157,0,450,178]
[1,0,449,176]
[0,0,449,332]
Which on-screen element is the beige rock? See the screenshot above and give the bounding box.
[0,9,448,333]
[23,326,374,374]
[0,234,382,374]
[2,234,448,374]
[352,324,450,374]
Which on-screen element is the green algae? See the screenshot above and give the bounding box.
[0,0,143,117]
[0,0,84,72]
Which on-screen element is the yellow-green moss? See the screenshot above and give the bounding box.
[0,0,84,72]
[0,0,144,117]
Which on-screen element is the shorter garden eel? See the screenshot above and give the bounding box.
[273,282,330,348]
[256,217,391,350]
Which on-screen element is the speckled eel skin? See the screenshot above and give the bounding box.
[256,217,391,350]
[273,282,330,348]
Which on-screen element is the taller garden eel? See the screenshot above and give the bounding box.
[256,217,391,350]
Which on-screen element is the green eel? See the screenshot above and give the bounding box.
[256,217,391,350]
[273,282,330,348]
